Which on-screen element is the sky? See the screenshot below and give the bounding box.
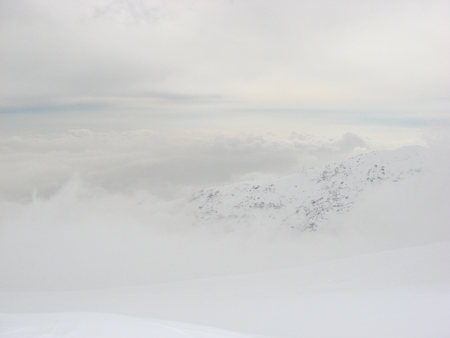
[1,0,450,199]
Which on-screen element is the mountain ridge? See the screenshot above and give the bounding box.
[186,146,426,231]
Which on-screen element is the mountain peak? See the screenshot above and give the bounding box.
[186,146,426,231]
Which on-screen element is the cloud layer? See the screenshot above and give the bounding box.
[1,130,375,201]
[1,137,449,292]
[1,0,449,120]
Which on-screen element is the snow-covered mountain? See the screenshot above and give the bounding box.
[187,146,425,231]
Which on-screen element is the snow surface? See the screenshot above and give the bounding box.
[1,241,450,337]
[1,145,449,337]
[0,313,258,338]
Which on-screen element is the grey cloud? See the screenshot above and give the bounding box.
[336,132,369,153]
[1,0,449,116]
[92,0,183,24]
[1,130,448,292]
[0,130,373,202]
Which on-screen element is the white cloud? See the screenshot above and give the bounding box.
[1,0,449,117]
[0,130,374,201]
[0,134,448,292]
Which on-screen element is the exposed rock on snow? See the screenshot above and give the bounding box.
[187,146,425,231]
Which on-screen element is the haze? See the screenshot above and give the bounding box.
[1,1,449,336]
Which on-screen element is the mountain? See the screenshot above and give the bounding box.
[186,146,425,231]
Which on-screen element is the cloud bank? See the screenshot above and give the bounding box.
[1,0,449,120]
[0,132,448,292]
[0,130,374,201]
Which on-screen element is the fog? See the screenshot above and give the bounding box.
[0,130,377,201]
[1,132,448,292]
[1,2,449,335]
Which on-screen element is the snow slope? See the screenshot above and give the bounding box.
[0,313,258,338]
[187,146,425,231]
[1,240,449,337]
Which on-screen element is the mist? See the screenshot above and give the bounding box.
[1,135,448,292]
[1,1,449,335]
[0,130,378,202]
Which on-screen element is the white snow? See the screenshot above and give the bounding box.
[187,146,426,231]
[0,313,258,338]
[1,241,450,337]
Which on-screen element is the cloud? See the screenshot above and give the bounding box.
[0,134,448,292]
[0,130,374,201]
[0,0,449,117]
[91,0,192,24]
[336,132,369,153]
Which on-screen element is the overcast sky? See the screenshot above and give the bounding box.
[1,0,449,199]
